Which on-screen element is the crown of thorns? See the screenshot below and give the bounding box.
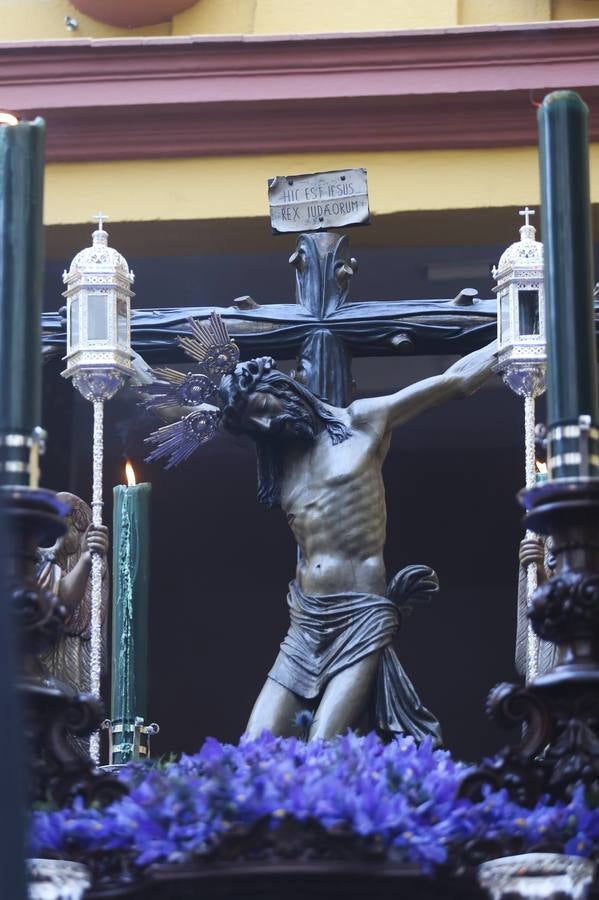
[141,312,244,469]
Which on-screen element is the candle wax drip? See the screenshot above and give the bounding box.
[115,490,141,761]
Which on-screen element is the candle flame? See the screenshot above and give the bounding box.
[0,112,19,126]
[536,460,548,474]
[125,461,136,487]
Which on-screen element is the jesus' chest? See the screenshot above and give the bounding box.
[280,429,378,513]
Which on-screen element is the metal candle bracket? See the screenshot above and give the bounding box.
[102,717,160,766]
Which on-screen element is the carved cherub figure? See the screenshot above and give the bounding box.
[36,492,109,697]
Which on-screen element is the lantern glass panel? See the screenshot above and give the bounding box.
[69,298,80,351]
[87,292,110,342]
[499,291,511,345]
[518,289,540,337]
[117,297,128,348]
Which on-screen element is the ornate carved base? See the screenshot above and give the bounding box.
[23,679,125,806]
[460,480,599,806]
[459,677,599,806]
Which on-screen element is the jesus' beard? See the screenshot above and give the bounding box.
[265,394,318,446]
[251,393,324,507]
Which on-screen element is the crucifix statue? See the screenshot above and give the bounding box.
[41,178,500,743]
[126,224,497,743]
[213,331,495,742]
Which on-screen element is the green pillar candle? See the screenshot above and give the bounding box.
[0,117,45,487]
[111,470,151,762]
[538,91,599,479]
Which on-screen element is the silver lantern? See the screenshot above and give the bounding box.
[61,214,134,763]
[493,208,546,685]
[62,214,133,401]
[494,207,546,398]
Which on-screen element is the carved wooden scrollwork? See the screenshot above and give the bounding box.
[530,570,599,642]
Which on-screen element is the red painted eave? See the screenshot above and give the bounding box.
[1,20,599,160]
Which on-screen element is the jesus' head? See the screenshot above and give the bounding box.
[219,357,350,507]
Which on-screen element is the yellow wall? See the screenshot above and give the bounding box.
[0,1,171,41]
[458,0,599,24]
[459,0,550,24]
[1,0,599,41]
[174,0,460,35]
[552,0,599,19]
[43,145,599,227]
[175,0,599,34]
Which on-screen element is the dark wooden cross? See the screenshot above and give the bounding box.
[43,231,497,407]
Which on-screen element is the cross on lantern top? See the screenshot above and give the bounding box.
[93,211,109,232]
[519,207,535,227]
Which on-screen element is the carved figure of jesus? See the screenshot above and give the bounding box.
[218,340,497,742]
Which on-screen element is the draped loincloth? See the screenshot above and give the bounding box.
[268,580,442,744]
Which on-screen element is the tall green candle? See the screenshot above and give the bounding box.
[0,116,45,486]
[111,465,151,763]
[538,91,599,479]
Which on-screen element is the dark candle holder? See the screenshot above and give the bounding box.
[3,484,125,806]
[460,475,599,806]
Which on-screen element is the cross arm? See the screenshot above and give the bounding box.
[41,298,599,366]
[41,296,500,365]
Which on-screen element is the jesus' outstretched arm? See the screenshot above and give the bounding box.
[349,339,497,434]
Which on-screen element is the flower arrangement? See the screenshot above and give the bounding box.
[29,732,599,883]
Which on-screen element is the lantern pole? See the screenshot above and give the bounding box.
[493,208,546,684]
[523,394,540,682]
[61,214,134,764]
[89,399,104,761]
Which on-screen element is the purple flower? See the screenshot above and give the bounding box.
[565,833,594,857]
[29,732,599,874]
